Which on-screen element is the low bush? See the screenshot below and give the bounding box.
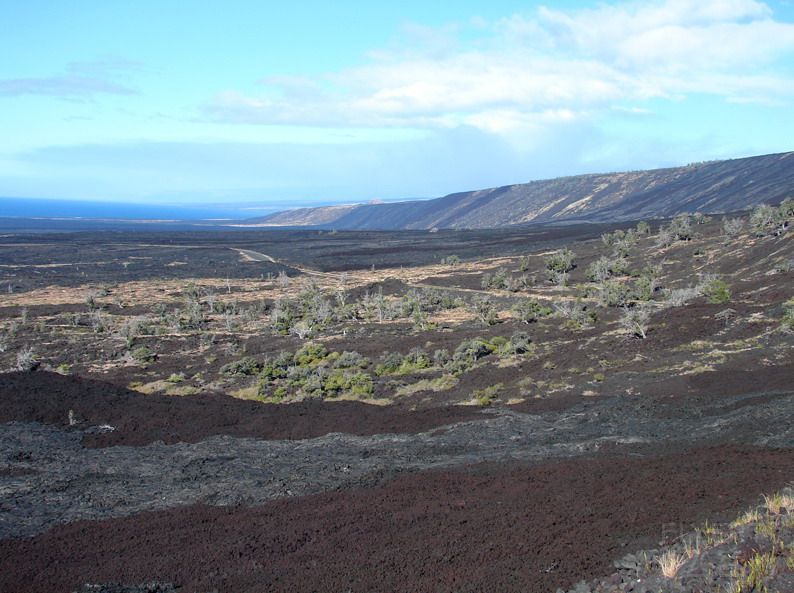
[374,352,404,376]
[699,276,731,304]
[334,350,368,369]
[781,298,794,332]
[597,280,634,308]
[472,383,503,406]
[293,342,329,366]
[544,248,576,274]
[619,305,651,339]
[512,299,552,323]
[131,346,155,364]
[220,356,261,377]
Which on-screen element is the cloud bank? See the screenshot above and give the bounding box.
[207,0,794,138]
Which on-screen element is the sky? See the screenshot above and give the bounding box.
[2,0,794,212]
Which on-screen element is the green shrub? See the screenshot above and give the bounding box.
[334,350,369,369]
[544,248,576,274]
[700,277,731,304]
[587,256,628,282]
[508,331,532,355]
[220,356,261,377]
[293,342,329,366]
[481,268,509,290]
[433,349,451,367]
[270,298,297,335]
[633,270,660,301]
[470,295,498,326]
[779,197,794,218]
[472,383,503,406]
[347,372,374,396]
[781,298,794,332]
[553,300,597,329]
[597,280,634,308]
[131,346,155,364]
[260,355,290,381]
[750,203,781,236]
[397,347,432,374]
[374,352,404,376]
[512,299,552,323]
[487,336,509,355]
[445,337,495,374]
[669,214,693,240]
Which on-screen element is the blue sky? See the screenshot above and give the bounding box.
[2,0,794,211]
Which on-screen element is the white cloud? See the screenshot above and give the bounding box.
[206,0,794,139]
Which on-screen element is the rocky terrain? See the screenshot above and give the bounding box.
[0,202,792,592]
[249,151,794,230]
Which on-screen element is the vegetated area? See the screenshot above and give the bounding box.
[0,200,792,593]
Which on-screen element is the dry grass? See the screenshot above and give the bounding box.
[731,508,761,528]
[762,490,794,515]
[394,374,458,397]
[658,550,686,578]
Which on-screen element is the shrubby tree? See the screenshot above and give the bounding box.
[781,298,794,332]
[270,298,297,334]
[277,270,290,288]
[664,286,700,307]
[749,199,791,236]
[15,345,37,372]
[597,280,634,308]
[751,204,779,236]
[470,296,498,326]
[548,269,570,286]
[512,299,552,323]
[220,356,261,377]
[433,348,451,367]
[543,248,576,288]
[289,320,313,340]
[656,214,693,247]
[633,265,662,301]
[587,256,629,283]
[722,216,745,237]
[619,305,651,339]
[507,331,532,355]
[445,337,494,374]
[587,257,612,283]
[698,274,731,304]
[656,226,675,248]
[669,214,693,241]
[553,299,597,329]
[481,268,509,290]
[779,197,794,218]
[545,248,576,275]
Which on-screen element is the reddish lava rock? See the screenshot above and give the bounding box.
[2,445,793,593]
[0,371,484,447]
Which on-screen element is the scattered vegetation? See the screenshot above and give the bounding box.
[1,202,789,406]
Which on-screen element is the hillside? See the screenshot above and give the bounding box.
[247,150,794,229]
